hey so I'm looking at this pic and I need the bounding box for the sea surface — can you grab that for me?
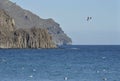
[0,45,120,81]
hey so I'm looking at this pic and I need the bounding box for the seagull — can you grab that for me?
[87,17,92,21]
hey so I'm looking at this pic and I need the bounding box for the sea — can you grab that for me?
[0,45,120,81]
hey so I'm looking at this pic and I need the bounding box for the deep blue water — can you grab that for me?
[0,45,120,81]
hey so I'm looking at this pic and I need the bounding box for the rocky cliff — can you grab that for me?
[0,10,56,48]
[0,0,72,45]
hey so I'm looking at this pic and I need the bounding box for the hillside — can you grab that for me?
[0,0,72,45]
[0,9,56,48]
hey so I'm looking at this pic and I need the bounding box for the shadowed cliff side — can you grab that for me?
[13,28,56,48]
[0,10,56,48]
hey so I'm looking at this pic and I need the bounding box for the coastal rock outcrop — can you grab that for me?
[0,10,56,48]
[0,10,15,48]
[0,0,72,45]
[13,28,56,48]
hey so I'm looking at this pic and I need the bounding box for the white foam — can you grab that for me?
[29,75,33,78]
[33,69,36,72]
[103,77,108,81]
[102,57,106,59]
[21,67,25,70]
[64,77,68,80]
[103,69,106,72]
[71,48,79,50]
[96,70,100,73]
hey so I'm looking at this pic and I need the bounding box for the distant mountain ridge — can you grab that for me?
[0,0,72,45]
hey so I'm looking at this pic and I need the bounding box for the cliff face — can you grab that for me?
[0,10,56,48]
[0,0,72,45]
[0,10,15,48]
[13,28,56,48]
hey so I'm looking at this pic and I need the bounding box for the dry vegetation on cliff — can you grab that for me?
[0,10,56,48]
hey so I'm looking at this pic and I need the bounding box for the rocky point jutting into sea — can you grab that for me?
[0,10,56,48]
[0,0,72,47]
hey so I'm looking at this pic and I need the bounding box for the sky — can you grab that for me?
[10,0,120,45]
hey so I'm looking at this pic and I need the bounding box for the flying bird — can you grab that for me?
[87,17,92,21]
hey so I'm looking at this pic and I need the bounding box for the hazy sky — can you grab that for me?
[10,0,120,45]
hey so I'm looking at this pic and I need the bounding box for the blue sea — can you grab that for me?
[0,45,120,81]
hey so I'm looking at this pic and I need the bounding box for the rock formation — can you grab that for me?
[0,0,72,45]
[0,10,56,48]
